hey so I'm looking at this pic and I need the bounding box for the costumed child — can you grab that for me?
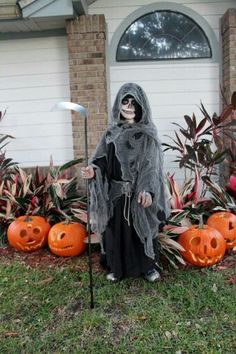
[81,82,169,282]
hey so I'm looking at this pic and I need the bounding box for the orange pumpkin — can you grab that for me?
[178,224,226,267]
[207,211,236,249]
[7,215,51,252]
[48,222,86,257]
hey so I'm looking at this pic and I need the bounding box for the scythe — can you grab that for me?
[54,101,94,309]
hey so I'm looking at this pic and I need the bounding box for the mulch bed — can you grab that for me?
[0,244,104,273]
[0,245,235,282]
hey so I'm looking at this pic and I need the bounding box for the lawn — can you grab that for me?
[0,246,235,354]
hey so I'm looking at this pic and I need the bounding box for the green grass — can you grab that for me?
[0,251,236,354]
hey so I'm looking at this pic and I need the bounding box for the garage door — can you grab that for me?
[0,35,73,167]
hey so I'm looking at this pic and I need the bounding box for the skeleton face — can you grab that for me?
[120,95,136,123]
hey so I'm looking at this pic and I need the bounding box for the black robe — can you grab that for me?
[94,142,156,279]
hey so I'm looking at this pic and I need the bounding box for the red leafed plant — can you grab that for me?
[0,111,86,245]
[225,175,236,199]
[163,91,236,195]
[166,167,200,211]
[163,91,236,222]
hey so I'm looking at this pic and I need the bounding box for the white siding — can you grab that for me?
[0,36,72,167]
[89,0,235,182]
[89,0,236,41]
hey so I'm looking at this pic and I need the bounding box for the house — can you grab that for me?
[0,0,235,182]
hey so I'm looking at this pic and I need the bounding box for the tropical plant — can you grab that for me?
[165,169,213,224]
[0,155,86,245]
[166,168,201,210]
[163,91,236,194]
[5,159,85,218]
[201,176,236,213]
[0,110,16,179]
[0,111,19,244]
[156,211,190,269]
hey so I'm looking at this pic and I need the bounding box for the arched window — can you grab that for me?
[116,10,212,61]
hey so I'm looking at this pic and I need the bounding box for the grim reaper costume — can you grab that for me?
[89,83,169,280]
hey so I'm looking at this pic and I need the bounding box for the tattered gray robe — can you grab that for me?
[89,83,170,259]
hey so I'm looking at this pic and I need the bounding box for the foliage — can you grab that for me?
[0,152,85,245]
[157,211,188,269]
[163,92,236,181]
[202,176,236,213]
[0,113,19,244]
[166,169,199,210]
[165,170,214,226]
[0,109,88,246]
[163,92,236,226]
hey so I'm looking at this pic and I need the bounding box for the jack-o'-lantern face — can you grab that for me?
[7,216,51,252]
[178,225,226,267]
[48,222,86,257]
[207,211,236,249]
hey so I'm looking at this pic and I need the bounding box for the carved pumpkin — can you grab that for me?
[48,222,86,257]
[178,224,226,267]
[7,215,51,252]
[207,211,236,249]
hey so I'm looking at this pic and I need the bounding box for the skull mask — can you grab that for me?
[120,94,142,123]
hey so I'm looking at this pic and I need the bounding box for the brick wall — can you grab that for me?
[23,15,108,194]
[221,9,236,183]
[66,15,108,162]
[221,9,236,104]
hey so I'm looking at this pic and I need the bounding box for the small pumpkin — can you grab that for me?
[7,215,51,252]
[178,223,226,267]
[207,211,236,249]
[48,222,87,257]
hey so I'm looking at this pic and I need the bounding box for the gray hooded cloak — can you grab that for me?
[89,82,170,260]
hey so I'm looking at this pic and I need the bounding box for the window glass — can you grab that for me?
[116,11,211,61]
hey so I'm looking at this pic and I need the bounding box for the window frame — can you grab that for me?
[109,2,219,66]
[116,10,212,62]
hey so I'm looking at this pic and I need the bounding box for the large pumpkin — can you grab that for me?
[207,211,236,249]
[178,224,226,267]
[7,215,51,252]
[48,222,86,257]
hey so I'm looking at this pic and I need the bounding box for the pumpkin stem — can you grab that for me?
[198,214,204,229]
[24,216,32,222]
[64,218,71,225]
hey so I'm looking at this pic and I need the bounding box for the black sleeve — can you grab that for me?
[93,156,107,176]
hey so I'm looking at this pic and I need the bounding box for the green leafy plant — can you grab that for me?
[157,211,191,269]
[166,168,201,211]
[202,175,236,213]
[163,91,236,228]
[3,158,86,223]
[0,160,87,245]
[163,92,236,192]
[0,110,86,245]
[165,168,213,226]
[0,111,19,244]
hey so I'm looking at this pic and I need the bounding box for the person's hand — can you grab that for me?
[138,191,152,208]
[81,166,95,179]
